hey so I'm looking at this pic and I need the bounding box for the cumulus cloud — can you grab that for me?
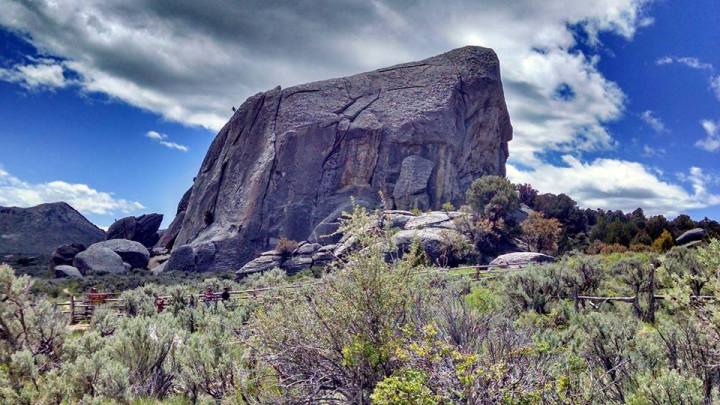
[0,58,68,90]
[656,56,714,70]
[640,110,667,133]
[5,1,713,215]
[507,156,720,215]
[0,0,652,164]
[696,119,720,152]
[145,130,189,152]
[0,167,144,215]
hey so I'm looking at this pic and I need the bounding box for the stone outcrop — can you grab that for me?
[489,252,555,268]
[170,46,512,272]
[236,210,473,277]
[107,214,163,248]
[73,247,128,275]
[54,265,83,278]
[0,202,105,255]
[676,228,706,246]
[87,239,150,269]
[49,243,86,271]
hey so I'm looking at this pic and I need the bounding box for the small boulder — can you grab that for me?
[165,244,196,272]
[54,265,83,278]
[283,256,313,274]
[312,250,335,263]
[384,211,416,228]
[676,228,706,246]
[294,242,321,255]
[74,247,127,275]
[404,211,459,230]
[489,252,555,268]
[393,227,469,266]
[235,255,283,278]
[49,243,86,270]
[88,239,150,269]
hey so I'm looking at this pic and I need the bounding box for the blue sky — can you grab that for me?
[0,0,719,227]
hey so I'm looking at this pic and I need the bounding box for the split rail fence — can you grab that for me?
[55,263,718,324]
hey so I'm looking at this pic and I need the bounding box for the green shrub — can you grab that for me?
[466,175,520,221]
[371,369,438,405]
[627,368,704,404]
[652,229,674,253]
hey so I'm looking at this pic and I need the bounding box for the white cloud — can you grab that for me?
[656,56,714,70]
[144,130,189,152]
[710,75,720,101]
[640,110,667,133]
[0,0,652,164]
[7,1,712,215]
[696,119,720,152]
[0,167,144,215]
[642,144,665,157]
[507,156,720,215]
[0,59,68,90]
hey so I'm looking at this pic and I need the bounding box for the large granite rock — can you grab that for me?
[0,202,105,255]
[489,252,555,268]
[676,228,706,246]
[392,227,469,266]
[49,243,86,270]
[87,239,150,269]
[171,46,512,272]
[157,187,192,250]
[73,247,128,275]
[107,213,163,247]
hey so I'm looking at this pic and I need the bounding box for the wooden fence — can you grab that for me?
[59,262,713,324]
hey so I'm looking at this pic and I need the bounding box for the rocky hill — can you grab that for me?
[167,46,513,272]
[0,202,105,255]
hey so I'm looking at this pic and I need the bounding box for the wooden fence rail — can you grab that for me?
[64,262,712,324]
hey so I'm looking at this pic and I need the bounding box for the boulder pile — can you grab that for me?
[236,210,474,277]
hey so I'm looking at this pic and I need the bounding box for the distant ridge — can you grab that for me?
[0,202,105,255]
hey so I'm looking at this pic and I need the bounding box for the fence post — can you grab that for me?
[69,295,75,324]
[644,261,657,324]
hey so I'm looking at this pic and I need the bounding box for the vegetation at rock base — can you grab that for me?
[3,205,720,403]
[521,212,563,255]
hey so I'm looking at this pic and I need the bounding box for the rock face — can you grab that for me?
[157,187,192,250]
[107,214,163,248]
[171,46,512,272]
[0,202,105,255]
